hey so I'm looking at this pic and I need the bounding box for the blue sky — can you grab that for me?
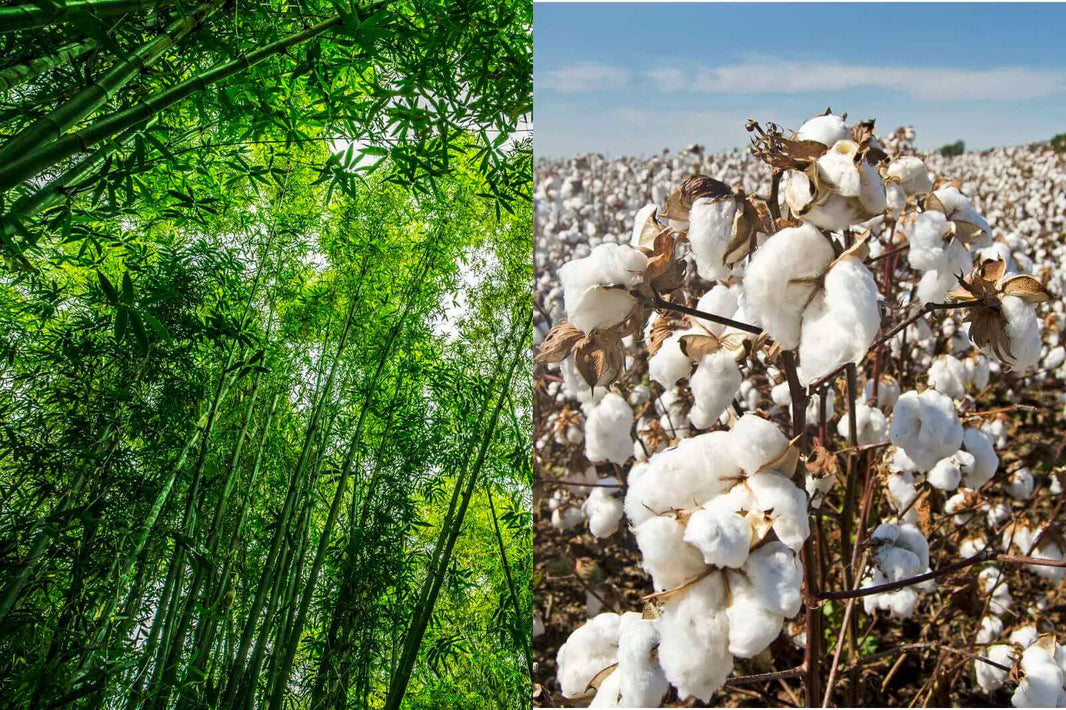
[534,3,1066,157]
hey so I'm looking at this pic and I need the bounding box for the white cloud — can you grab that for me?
[539,62,632,94]
[687,60,1066,101]
[644,66,688,93]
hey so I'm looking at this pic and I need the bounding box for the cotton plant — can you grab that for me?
[535,111,1063,707]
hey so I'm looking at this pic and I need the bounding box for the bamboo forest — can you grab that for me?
[0,0,532,708]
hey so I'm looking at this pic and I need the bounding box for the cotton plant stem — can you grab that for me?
[821,551,869,708]
[724,666,806,686]
[649,290,763,335]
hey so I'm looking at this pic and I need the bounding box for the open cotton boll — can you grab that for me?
[552,505,586,532]
[730,414,790,475]
[630,203,658,247]
[688,352,742,427]
[796,113,849,146]
[978,566,1013,615]
[625,431,739,526]
[998,295,1042,372]
[905,211,954,272]
[889,390,964,471]
[695,285,740,336]
[887,156,934,195]
[689,197,738,282]
[806,388,836,422]
[771,382,792,407]
[861,567,920,618]
[724,571,785,658]
[584,393,634,465]
[742,222,835,349]
[1011,643,1065,708]
[976,644,1015,692]
[634,515,708,591]
[746,472,810,551]
[865,375,901,411]
[961,427,999,488]
[559,243,648,333]
[886,182,907,218]
[588,669,624,708]
[934,185,993,246]
[781,169,814,216]
[977,615,1005,645]
[1011,626,1040,649]
[649,332,695,389]
[886,470,919,513]
[1028,540,1066,582]
[927,454,963,491]
[929,354,969,399]
[796,256,881,385]
[964,354,992,390]
[584,480,624,538]
[683,498,752,568]
[743,541,803,618]
[556,612,621,699]
[806,471,836,504]
[657,574,733,702]
[608,612,670,708]
[1007,467,1035,501]
[836,400,888,446]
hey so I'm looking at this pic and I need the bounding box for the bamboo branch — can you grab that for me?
[0,0,162,33]
[0,41,95,91]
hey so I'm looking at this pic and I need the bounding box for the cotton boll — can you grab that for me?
[906,211,953,272]
[742,223,835,349]
[634,515,707,591]
[797,256,881,385]
[979,566,1013,615]
[934,185,993,246]
[836,400,889,446]
[552,505,586,532]
[630,203,658,247]
[743,541,803,618]
[625,431,739,526]
[771,382,792,407]
[556,612,621,699]
[695,284,740,336]
[559,244,648,333]
[865,375,901,410]
[927,451,973,491]
[1007,467,1035,501]
[1028,541,1066,582]
[889,389,964,471]
[649,332,694,390]
[724,571,785,658]
[1011,626,1040,649]
[966,354,992,390]
[689,197,738,282]
[962,427,999,488]
[960,534,989,558]
[689,352,742,427]
[861,567,920,619]
[806,471,836,505]
[886,182,907,217]
[887,156,934,195]
[1011,642,1064,708]
[684,499,752,569]
[796,113,849,146]
[977,615,1005,645]
[584,481,624,538]
[806,388,835,423]
[999,295,1042,372]
[1044,345,1066,370]
[886,471,919,512]
[929,354,969,399]
[596,612,669,708]
[588,669,624,707]
[746,472,810,551]
[657,574,733,702]
[584,393,634,465]
[730,414,790,475]
[975,644,1015,692]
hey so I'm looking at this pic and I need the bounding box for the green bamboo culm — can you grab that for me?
[0,14,339,193]
[0,41,95,92]
[0,0,164,33]
[0,0,220,169]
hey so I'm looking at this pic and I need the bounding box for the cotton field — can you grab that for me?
[532,114,1066,708]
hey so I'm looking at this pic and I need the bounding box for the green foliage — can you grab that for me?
[0,1,532,707]
[1051,133,1066,153]
[939,140,965,157]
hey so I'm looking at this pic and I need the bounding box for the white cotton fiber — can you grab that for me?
[999,295,1042,371]
[584,480,624,538]
[887,156,933,195]
[683,498,752,569]
[961,427,999,488]
[742,222,835,349]
[929,354,969,399]
[630,203,658,247]
[649,332,694,389]
[796,114,849,146]
[584,393,634,464]
[657,574,733,702]
[743,541,804,618]
[1007,467,1035,501]
[625,431,738,526]
[865,375,901,410]
[836,400,888,446]
[975,644,1015,692]
[730,414,790,475]
[559,243,647,333]
[906,211,952,272]
[602,612,669,708]
[552,505,586,532]
[934,185,992,245]
[689,197,738,282]
[1012,642,1064,708]
[695,284,740,335]
[888,389,964,471]
[746,471,810,551]
[689,352,742,428]
[796,256,881,385]
[634,515,707,591]
[556,612,621,698]
[926,451,973,491]
[724,571,785,658]
[886,470,919,513]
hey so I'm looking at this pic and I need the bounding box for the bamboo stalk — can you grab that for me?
[0,41,95,91]
[0,0,163,33]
